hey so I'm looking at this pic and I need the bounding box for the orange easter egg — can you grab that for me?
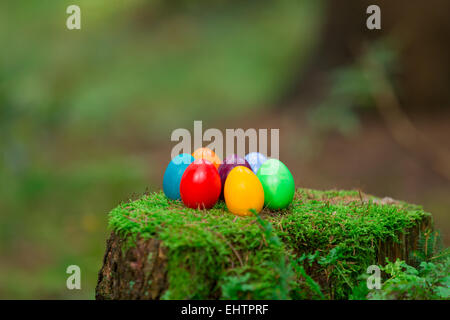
[192,147,221,169]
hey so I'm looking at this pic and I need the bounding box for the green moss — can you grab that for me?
[108,188,432,299]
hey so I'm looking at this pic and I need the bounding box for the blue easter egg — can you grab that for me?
[163,153,195,200]
[245,152,268,174]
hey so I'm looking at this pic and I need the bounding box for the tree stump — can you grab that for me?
[96,189,432,300]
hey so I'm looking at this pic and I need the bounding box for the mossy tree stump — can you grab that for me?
[96,189,432,300]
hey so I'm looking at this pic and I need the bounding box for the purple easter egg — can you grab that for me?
[218,154,252,199]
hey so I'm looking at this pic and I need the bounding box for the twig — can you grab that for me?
[214,232,244,267]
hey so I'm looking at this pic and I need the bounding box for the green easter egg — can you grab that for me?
[256,159,295,210]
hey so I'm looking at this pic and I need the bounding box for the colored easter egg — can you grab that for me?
[180,159,221,209]
[245,152,267,174]
[163,153,195,200]
[218,154,252,199]
[224,166,264,216]
[256,159,295,210]
[192,147,221,169]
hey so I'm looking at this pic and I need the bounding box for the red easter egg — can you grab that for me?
[180,159,221,209]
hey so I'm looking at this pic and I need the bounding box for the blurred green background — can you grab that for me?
[1,0,449,299]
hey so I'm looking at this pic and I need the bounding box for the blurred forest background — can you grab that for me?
[1,0,449,299]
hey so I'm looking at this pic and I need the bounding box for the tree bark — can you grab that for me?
[96,233,169,300]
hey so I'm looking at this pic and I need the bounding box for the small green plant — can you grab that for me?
[350,241,450,300]
[254,212,295,300]
[410,230,444,265]
[367,256,450,300]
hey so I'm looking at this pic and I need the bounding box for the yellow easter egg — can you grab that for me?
[224,166,264,216]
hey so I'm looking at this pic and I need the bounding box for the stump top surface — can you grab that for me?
[109,188,429,244]
[105,188,431,299]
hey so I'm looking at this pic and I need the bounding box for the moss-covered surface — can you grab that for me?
[105,188,432,299]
